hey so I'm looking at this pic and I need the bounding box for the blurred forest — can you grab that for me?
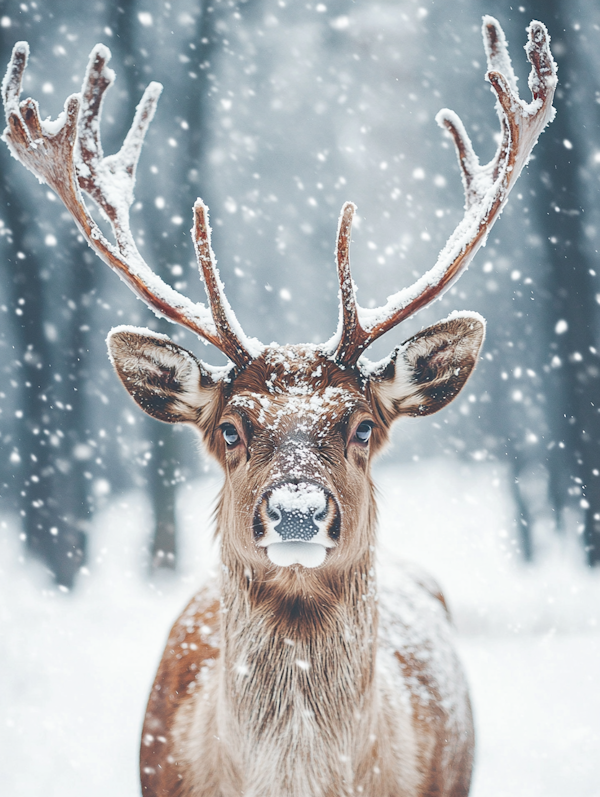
[1,0,600,587]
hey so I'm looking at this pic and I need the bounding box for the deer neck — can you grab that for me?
[217,544,379,795]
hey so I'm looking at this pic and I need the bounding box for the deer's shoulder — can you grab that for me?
[140,584,221,792]
[377,563,461,706]
[146,582,221,694]
[377,565,473,796]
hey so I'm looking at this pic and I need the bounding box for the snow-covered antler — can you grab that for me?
[1,42,259,369]
[331,17,557,366]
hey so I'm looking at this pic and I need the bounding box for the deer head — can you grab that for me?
[2,18,556,575]
[107,311,485,573]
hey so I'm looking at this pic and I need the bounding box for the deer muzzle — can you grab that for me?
[254,482,340,568]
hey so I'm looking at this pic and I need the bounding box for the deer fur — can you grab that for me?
[110,319,482,797]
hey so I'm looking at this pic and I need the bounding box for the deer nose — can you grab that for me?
[254,482,339,569]
[267,483,327,541]
[255,481,337,543]
[267,504,323,541]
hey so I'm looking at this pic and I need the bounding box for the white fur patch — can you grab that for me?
[145,343,210,412]
[376,347,423,414]
[258,522,336,565]
[266,542,327,568]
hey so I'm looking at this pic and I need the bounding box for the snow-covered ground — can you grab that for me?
[1,459,599,796]
[376,461,600,797]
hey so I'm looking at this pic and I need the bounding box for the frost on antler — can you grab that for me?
[75,44,163,237]
[1,41,261,370]
[326,17,557,367]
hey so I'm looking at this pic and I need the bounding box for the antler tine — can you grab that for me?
[526,21,556,104]
[331,18,556,367]
[2,42,259,370]
[78,45,114,168]
[2,43,81,201]
[438,112,480,211]
[193,200,253,369]
[333,202,370,364]
[482,16,518,183]
[77,45,161,235]
[77,45,119,218]
[119,83,162,180]
[2,40,27,112]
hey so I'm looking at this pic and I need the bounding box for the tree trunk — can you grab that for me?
[0,174,88,587]
[528,0,600,564]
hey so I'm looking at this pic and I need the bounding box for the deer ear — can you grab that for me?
[370,313,485,420]
[107,326,220,423]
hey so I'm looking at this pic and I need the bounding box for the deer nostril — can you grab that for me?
[267,506,281,523]
[254,502,282,540]
[314,503,328,523]
[328,510,341,541]
[253,512,265,540]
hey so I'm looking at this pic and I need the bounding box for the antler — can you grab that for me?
[331,17,557,366]
[1,42,259,369]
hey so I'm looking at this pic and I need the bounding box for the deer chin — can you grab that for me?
[266,541,327,568]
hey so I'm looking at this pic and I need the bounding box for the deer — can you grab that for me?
[2,16,556,797]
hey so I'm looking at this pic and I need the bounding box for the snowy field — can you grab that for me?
[1,459,599,797]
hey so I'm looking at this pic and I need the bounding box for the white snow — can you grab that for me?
[269,482,326,514]
[1,459,599,796]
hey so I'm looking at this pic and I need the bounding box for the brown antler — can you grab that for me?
[2,42,258,369]
[330,17,557,366]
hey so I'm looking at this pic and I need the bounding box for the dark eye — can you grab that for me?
[222,424,240,447]
[355,421,373,444]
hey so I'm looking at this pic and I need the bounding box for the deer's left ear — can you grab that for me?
[369,313,485,420]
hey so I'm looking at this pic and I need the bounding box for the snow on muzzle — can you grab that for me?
[253,481,340,568]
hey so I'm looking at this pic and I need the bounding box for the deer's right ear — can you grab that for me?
[107,327,220,424]
[370,313,485,421]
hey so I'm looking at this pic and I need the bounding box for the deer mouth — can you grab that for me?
[253,482,340,568]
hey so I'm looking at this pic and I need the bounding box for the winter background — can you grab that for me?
[1,0,599,795]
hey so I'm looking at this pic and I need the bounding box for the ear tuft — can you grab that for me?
[107,326,217,423]
[372,313,485,420]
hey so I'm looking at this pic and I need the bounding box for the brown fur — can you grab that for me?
[142,565,474,797]
[108,324,484,797]
[141,593,220,795]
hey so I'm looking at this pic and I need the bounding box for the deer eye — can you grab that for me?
[222,424,240,447]
[354,421,373,444]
